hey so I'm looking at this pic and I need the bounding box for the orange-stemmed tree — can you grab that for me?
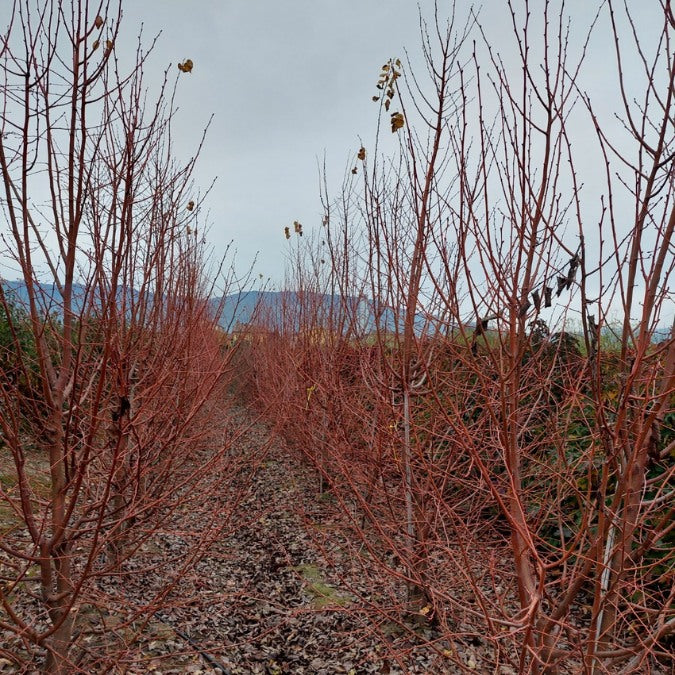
[0,1,246,671]
[246,1,673,672]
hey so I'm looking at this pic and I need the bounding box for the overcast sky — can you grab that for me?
[114,0,666,290]
[120,1,462,285]
[0,1,669,309]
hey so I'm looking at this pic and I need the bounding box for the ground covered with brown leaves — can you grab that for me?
[101,407,474,675]
[0,406,479,674]
[3,407,672,673]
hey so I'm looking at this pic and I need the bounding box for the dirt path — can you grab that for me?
[119,407,451,675]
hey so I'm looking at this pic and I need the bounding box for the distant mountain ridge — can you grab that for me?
[0,281,349,331]
[0,280,138,317]
[1,279,89,314]
[0,282,420,334]
[2,280,672,341]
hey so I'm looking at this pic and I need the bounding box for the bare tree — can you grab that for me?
[246,1,673,672]
[0,1,246,671]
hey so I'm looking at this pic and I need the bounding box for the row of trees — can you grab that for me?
[0,2,250,671]
[244,1,673,672]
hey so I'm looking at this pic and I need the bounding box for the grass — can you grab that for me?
[0,444,51,534]
[294,563,353,608]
